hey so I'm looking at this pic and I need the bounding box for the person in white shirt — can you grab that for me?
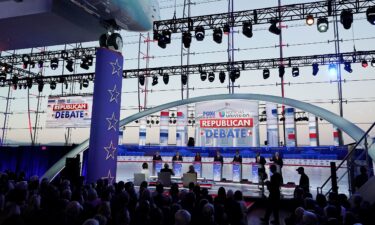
[141,162,150,181]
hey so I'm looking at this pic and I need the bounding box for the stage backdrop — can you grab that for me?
[46,95,93,128]
[195,100,259,147]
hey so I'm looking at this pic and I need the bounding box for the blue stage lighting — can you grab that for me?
[328,64,337,76]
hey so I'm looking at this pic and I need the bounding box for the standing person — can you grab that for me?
[172,151,183,161]
[214,150,224,164]
[261,164,282,225]
[255,152,267,183]
[160,163,175,176]
[153,151,162,161]
[354,166,368,191]
[296,167,310,193]
[141,162,150,181]
[194,152,202,162]
[232,150,242,163]
[270,152,283,182]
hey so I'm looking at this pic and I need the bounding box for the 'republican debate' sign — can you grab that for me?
[46,95,93,128]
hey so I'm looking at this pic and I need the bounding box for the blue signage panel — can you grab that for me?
[213,162,222,181]
[232,162,242,182]
[173,162,182,177]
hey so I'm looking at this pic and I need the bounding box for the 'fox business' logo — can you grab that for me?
[203,111,215,118]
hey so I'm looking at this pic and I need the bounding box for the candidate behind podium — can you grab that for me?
[172,151,183,161]
[214,150,224,164]
[153,151,162,161]
[232,150,242,163]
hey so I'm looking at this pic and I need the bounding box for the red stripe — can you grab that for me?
[160,111,169,116]
[333,132,339,138]
[309,133,317,138]
[177,112,183,117]
[288,133,296,139]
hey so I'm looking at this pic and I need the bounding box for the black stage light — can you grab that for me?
[242,21,253,38]
[50,58,59,70]
[312,63,319,76]
[181,73,188,85]
[86,55,94,66]
[0,73,6,83]
[80,57,90,70]
[37,60,44,68]
[344,62,353,73]
[153,30,159,41]
[163,30,172,44]
[64,81,68,89]
[278,65,285,78]
[26,77,33,89]
[219,71,226,83]
[50,81,57,90]
[263,69,270,79]
[269,20,281,35]
[371,59,375,67]
[22,54,30,69]
[61,50,69,60]
[208,72,215,82]
[59,76,66,84]
[152,75,158,86]
[12,75,18,86]
[195,26,205,41]
[306,15,314,26]
[230,69,240,82]
[163,73,169,85]
[66,59,74,72]
[223,24,230,34]
[362,59,368,68]
[182,31,192,48]
[340,10,353,30]
[82,79,89,88]
[38,81,44,93]
[213,28,223,44]
[29,61,35,68]
[139,74,145,86]
[292,67,300,77]
[367,6,375,25]
[317,17,329,32]
[200,71,207,81]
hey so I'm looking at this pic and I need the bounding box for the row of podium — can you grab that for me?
[153,161,264,182]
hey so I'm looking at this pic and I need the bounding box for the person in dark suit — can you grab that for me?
[232,150,242,163]
[297,167,310,193]
[153,151,162,161]
[261,164,282,225]
[255,152,267,182]
[270,152,283,182]
[213,150,224,164]
[172,151,183,161]
[160,163,175,176]
[194,152,202,162]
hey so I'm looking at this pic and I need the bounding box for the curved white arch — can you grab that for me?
[42,94,373,181]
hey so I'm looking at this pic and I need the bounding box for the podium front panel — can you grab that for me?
[251,164,258,183]
[173,162,182,177]
[213,162,222,181]
[193,162,202,177]
[232,163,242,182]
[153,161,163,176]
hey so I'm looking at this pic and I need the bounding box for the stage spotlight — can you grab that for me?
[37,60,44,68]
[152,75,158,86]
[329,63,337,76]
[208,72,215,82]
[153,30,159,41]
[59,76,66,84]
[200,71,207,81]
[344,62,353,73]
[213,28,223,44]
[50,58,59,70]
[163,30,171,44]
[66,59,74,72]
[367,6,375,25]
[312,63,319,76]
[38,81,44,92]
[61,50,69,60]
[139,74,145,86]
[151,120,155,125]
[223,24,230,34]
[181,73,188,85]
[195,26,205,41]
[50,81,57,90]
[26,77,33,89]
[292,67,300,77]
[147,120,150,124]
[340,10,353,30]
[22,54,31,69]
[0,73,6,83]
[278,65,285,78]
[306,15,314,26]
[80,58,90,70]
[269,20,281,35]
[29,61,35,68]
[219,71,226,83]
[230,69,240,82]
[156,120,159,125]
[163,73,169,85]
[242,21,253,38]
[182,31,192,48]
[362,59,368,68]
[86,55,94,66]
[317,17,329,32]
[263,69,270,79]
[371,59,375,67]
[82,79,89,88]
[11,75,18,86]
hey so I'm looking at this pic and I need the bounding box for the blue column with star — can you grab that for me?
[87,48,123,184]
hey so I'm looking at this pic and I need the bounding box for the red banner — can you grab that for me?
[200,118,253,128]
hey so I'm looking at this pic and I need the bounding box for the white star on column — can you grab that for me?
[102,169,114,184]
[106,112,118,131]
[108,84,120,103]
[104,140,116,160]
[110,59,122,77]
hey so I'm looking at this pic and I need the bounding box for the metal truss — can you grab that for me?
[153,0,375,32]
[2,50,374,87]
